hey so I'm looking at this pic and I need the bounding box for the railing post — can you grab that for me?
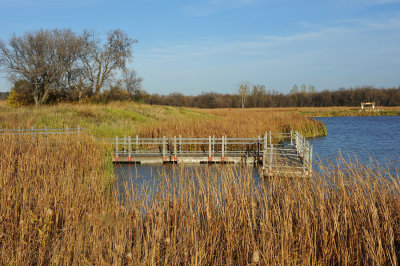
[136,135,139,154]
[174,136,177,161]
[309,145,313,168]
[290,130,293,146]
[225,135,228,158]
[123,135,127,154]
[212,135,215,155]
[162,136,166,160]
[179,135,182,155]
[128,136,131,160]
[18,126,21,144]
[77,125,80,135]
[263,132,268,150]
[115,136,119,161]
[257,135,260,158]
[31,126,35,142]
[269,131,272,147]
[208,136,212,160]
[269,145,273,173]
[221,136,225,160]
[303,140,307,173]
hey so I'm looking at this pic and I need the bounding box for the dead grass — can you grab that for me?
[1,135,400,264]
[0,102,327,138]
[139,107,326,138]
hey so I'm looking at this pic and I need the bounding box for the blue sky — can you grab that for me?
[0,0,400,95]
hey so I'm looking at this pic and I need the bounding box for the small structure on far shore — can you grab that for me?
[360,102,375,111]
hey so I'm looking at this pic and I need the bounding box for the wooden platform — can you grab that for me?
[105,132,313,177]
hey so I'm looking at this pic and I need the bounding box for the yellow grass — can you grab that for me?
[0,102,327,138]
[1,135,400,264]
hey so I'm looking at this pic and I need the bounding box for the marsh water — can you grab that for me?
[115,116,400,192]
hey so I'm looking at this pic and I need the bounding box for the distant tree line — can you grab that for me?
[0,28,144,106]
[0,92,8,100]
[147,85,400,108]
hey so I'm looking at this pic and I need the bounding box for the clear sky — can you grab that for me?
[0,0,400,95]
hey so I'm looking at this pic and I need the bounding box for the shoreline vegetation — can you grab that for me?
[0,101,327,138]
[1,135,400,264]
[2,101,400,263]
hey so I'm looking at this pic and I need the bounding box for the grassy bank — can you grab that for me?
[0,102,326,138]
[1,135,400,264]
[293,106,400,117]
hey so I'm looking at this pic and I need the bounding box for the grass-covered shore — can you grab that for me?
[293,106,400,117]
[0,101,327,138]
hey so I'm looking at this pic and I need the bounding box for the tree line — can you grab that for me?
[147,86,400,108]
[0,28,144,106]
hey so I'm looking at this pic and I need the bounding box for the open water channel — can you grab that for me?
[115,116,400,192]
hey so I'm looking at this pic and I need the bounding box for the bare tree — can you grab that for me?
[123,68,144,100]
[0,29,82,106]
[238,81,251,108]
[80,29,137,95]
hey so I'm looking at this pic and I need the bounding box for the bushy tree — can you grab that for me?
[0,28,140,106]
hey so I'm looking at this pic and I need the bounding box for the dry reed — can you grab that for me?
[1,135,400,264]
[139,108,326,138]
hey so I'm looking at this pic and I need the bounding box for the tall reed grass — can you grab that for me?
[139,108,326,138]
[2,135,399,264]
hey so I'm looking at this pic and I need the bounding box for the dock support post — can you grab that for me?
[115,136,119,161]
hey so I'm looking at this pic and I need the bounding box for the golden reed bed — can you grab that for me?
[1,135,399,264]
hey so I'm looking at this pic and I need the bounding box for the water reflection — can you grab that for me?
[114,164,262,205]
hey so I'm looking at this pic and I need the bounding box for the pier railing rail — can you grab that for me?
[0,125,83,136]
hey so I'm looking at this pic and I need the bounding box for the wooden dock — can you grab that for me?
[100,131,313,177]
[1,127,313,177]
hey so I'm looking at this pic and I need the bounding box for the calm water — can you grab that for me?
[310,116,400,169]
[115,116,400,189]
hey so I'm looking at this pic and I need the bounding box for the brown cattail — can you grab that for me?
[252,250,260,263]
